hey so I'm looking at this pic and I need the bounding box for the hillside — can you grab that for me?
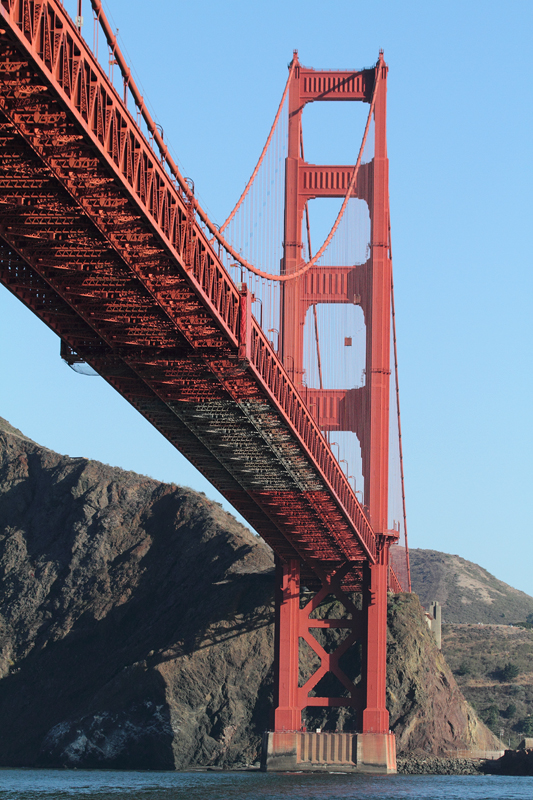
[386,593,497,755]
[0,417,498,767]
[410,549,533,624]
[442,624,533,748]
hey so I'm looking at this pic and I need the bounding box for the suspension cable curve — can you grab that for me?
[89,0,192,195]
[217,53,382,282]
[219,62,295,234]
[88,3,381,286]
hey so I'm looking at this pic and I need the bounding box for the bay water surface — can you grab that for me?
[0,769,532,800]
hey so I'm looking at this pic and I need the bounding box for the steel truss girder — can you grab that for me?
[274,558,365,732]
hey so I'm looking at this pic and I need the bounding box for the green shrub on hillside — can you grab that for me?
[482,704,501,732]
[517,716,533,736]
[499,662,521,681]
[504,703,518,719]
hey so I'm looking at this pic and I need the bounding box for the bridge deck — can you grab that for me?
[0,0,376,590]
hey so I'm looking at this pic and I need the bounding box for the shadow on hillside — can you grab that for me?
[0,486,276,767]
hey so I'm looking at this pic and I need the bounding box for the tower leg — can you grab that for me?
[362,551,390,734]
[273,557,301,732]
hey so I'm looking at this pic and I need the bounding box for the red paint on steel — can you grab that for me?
[297,564,364,712]
[0,0,376,574]
[238,283,252,366]
[362,543,391,734]
[361,59,392,733]
[274,51,395,733]
[274,558,366,732]
[274,558,301,732]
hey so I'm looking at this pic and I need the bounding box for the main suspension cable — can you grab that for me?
[87,3,381,286]
[219,63,295,234]
[219,54,382,282]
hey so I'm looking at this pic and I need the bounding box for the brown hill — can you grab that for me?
[0,418,498,767]
[410,549,533,624]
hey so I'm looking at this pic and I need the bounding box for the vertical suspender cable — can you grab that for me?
[300,129,324,392]
[390,257,411,592]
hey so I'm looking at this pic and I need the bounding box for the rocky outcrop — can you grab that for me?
[0,418,274,768]
[386,593,500,754]
[0,417,498,768]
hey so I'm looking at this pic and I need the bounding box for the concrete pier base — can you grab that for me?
[261,731,396,773]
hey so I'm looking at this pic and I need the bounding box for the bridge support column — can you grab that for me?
[353,542,395,772]
[362,553,390,734]
[273,557,301,732]
[363,542,389,733]
[264,558,396,772]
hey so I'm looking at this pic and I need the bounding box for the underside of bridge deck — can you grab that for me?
[0,29,372,592]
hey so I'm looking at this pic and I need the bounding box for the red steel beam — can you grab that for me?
[299,161,372,201]
[299,68,374,102]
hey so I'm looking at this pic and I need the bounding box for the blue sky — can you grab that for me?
[1,0,532,596]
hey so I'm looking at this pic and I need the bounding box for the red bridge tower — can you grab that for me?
[264,52,397,772]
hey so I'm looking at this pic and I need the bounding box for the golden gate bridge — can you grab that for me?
[0,0,410,771]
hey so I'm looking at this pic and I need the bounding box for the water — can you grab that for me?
[0,770,532,800]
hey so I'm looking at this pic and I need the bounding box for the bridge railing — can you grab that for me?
[1,0,377,565]
[1,0,243,341]
[388,566,403,594]
[249,320,376,561]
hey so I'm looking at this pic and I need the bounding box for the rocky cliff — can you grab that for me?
[386,594,498,754]
[0,418,498,767]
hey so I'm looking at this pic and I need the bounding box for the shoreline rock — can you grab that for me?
[397,755,482,775]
